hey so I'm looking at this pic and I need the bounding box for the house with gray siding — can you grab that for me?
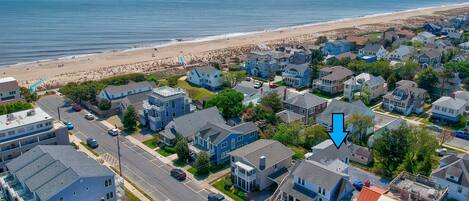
[139,86,191,131]
[283,93,327,125]
[312,66,353,95]
[282,63,311,89]
[228,139,293,192]
[382,80,427,116]
[317,100,374,133]
[0,145,122,201]
[97,81,155,101]
[343,73,386,102]
[186,65,223,90]
[0,77,20,104]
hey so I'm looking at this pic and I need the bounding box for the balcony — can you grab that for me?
[0,174,35,201]
[233,162,256,182]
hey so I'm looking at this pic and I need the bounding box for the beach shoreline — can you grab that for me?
[3,2,469,87]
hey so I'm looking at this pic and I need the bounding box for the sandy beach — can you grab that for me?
[2,3,469,87]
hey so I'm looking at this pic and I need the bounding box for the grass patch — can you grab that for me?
[288,145,307,160]
[157,146,176,157]
[125,188,141,201]
[142,136,160,149]
[188,167,198,175]
[79,142,99,156]
[173,159,189,167]
[273,80,286,86]
[177,80,215,101]
[212,179,245,201]
[312,90,338,99]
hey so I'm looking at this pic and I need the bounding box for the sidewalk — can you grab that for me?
[70,135,151,201]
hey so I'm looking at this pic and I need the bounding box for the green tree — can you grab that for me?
[175,139,190,162]
[260,92,283,113]
[195,152,210,175]
[20,87,37,102]
[206,89,244,118]
[397,62,418,80]
[222,71,246,88]
[459,115,467,129]
[272,122,303,145]
[356,87,371,105]
[373,125,411,177]
[97,99,111,110]
[167,76,179,87]
[123,105,138,132]
[463,77,469,90]
[387,73,398,91]
[0,101,33,115]
[310,49,324,66]
[399,128,438,176]
[301,125,328,148]
[439,69,454,97]
[346,114,374,145]
[446,61,469,79]
[314,36,328,45]
[251,105,278,124]
[416,68,439,96]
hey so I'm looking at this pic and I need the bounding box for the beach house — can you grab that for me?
[0,77,20,104]
[317,100,374,133]
[423,23,442,35]
[97,80,155,101]
[0,145,122,201]
[387,45,416,61]
[281,63,311,89]
[283,93,328,125]
[139,86,191,131]
[228,139,293,192]
[412,31,436,44]
[382,80,427,116]
[245,51,281,79]
[418,49,443,67]
[186,65,223,90]
[358,44,388,60]
[343,73,386,102]
[431,96,466,123]
[191,122,259,165]
[322,40,354,56]
[431,154,469,201]
[312,66,353,95]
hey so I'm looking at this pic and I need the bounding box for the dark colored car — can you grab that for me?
[72,105,82,112]
[86,138,99,149]
[170,168,186,181]
[208,193,225,201]
[269,83,278,88]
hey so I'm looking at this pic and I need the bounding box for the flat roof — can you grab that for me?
[0,108,52,132]
[152,86,186,97]
[0,77,17,83]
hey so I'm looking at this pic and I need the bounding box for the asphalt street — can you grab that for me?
[37,95,207,201]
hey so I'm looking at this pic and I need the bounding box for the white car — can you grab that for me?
[84,113,95,120]
[107,128,119,136]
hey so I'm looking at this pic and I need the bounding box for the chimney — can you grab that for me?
[365,180,371,187]
[259,156,266,170]
[450,92,456,99]
[283,88,287,101]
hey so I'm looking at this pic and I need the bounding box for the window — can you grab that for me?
[237,136,242,142]
[221,142,227,148]
[60,197,64,201]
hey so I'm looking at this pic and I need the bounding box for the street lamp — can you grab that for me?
[57,106,62,121]
[115,124,123,176]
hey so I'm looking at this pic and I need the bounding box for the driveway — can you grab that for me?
[349,167,390,189]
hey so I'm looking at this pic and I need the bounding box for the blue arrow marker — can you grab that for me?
[328,113,349,149]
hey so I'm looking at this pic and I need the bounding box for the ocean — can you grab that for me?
[0,0,467,67]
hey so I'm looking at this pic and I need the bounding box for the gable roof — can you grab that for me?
[276,110,305,123]
[308,140,350,164]
[432,154,469,188]
[104,81,155,96]
[421,49,442,59]
[317,100,372,126]
[161,107,225,140]
[229,139,293,170]
[391,45,415,56]
[320,66,353,81]
[192,65,220,77]
[285,63,309,73]
[361,44,382,53]
[6,146,113,201]
[198,121,258,144]
[293,160,347,191]
[283,93,327,109]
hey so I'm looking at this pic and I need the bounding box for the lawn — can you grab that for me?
[212,179,245,201]
[177,80,215,101]
[157,146,176,157]
[125,189,141,201]
[288,145,307,160]
[173,159,189,167]
[142,136,159,149]
[186,161,230,179]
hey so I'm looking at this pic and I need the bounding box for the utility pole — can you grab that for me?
[116,124,123,176]
[57,106,61,121]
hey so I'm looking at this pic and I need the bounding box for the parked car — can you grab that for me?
[245,77,252,82]
[269,83,279,88]
[455,130,469,140]
[84,113,95,120]
[353,180,364,191]
[253,81,263,89]
[63,121,74,130]
[86,138,99,149]
[426,124,443,132]
[435,148,448,156]
[170,168,186,181]
[208,193,225,201]
[107,128,119,136]
[72,105,82,112]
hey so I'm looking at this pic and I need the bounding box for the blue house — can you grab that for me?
[423,23,442,35]
[245,51,281,79]
[139,86,191,131]
[192,122,259,165]
[186,65,223,91]
[322,40,354,56]
[282,63,311,89]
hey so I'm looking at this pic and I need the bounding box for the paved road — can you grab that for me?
[37,95,207,201]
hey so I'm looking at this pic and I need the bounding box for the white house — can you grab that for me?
[358,44,388,60]
[432,154,469,201]
[459,41,469,53]
[412,31,436,44]
[98,81,155,101]
[454,90,469,111]
[0,77,20,104]
[431,96,466,123]
[387,45,416,61]
[186,65,223,90]
[343,73,386,101]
